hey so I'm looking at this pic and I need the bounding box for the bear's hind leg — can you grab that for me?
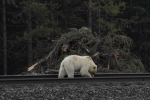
[58,66,66,78]
[64,65,74,78]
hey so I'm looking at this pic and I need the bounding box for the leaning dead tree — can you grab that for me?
[26,27,145,74]
[27,39,61,71]
[27,34,66,72]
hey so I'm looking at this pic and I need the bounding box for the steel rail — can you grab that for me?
[0,73,150,78]
[0,73,150,84]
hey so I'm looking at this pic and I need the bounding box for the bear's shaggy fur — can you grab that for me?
[58,55,97,78]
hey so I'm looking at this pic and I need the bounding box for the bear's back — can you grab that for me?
[66,55,89,62]
[62,55,90,70]
[64,55,94,65]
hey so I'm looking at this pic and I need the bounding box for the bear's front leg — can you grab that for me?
[91,75,94,77]
[80,69,92,78]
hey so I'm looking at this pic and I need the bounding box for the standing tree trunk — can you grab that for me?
[2,0,7,75]
[27,0,33,67]
[88,0,92,31]
[98,0,101,39]
[130,0,132,17]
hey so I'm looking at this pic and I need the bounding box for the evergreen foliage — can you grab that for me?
[41,27,145,74]
[1,0,149,74]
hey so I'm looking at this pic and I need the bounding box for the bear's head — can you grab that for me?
[89,65,97,76]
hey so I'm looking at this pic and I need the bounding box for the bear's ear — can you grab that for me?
[93,65,97,69]
[87,56,92,60]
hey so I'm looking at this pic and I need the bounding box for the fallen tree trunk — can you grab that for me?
[45,69,79,74]
[28,40,61,71]
[45,69,59,74]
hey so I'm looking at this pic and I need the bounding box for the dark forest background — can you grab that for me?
[1,0,150,75]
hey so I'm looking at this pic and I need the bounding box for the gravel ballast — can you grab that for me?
[0,81,150,100]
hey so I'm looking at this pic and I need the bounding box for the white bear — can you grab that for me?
[58,55,97,78]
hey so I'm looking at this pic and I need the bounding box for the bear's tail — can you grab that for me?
[58,63,66,78]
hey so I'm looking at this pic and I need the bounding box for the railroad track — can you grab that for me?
[0,73,150,84]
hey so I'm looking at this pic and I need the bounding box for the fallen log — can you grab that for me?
[27,40,61,71]
[45,69,79,74]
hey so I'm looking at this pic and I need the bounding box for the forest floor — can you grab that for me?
[0,81,150,100]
